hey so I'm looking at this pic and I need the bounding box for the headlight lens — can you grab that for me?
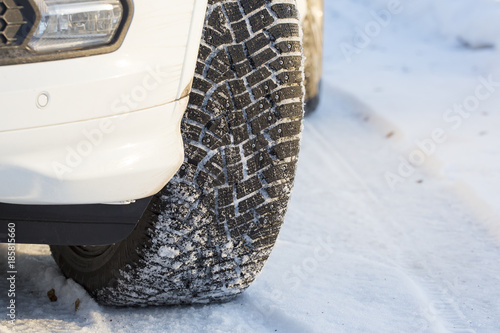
[29,0,123,52]
[0,0,133,66]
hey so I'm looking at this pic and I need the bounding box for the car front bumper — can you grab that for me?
[0,98,187,205]
[0,0,208,205]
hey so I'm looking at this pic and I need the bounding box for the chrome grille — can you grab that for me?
[0,0,36,48]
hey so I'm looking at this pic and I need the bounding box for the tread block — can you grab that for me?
[178,162,197,183]
[185,107,211,125]
[275,40,301,54]
[233,61,252,78]
[272,86,302,102]
[212,85,232,108]
[240,0,266,15]
[276,71,302,85]
[189,92,205,107]
[228,163,244,183]
[195,61,206,75]
[206,157,224,176]
[252,79,278,99]
[168,202,191,221]
[243,134,269,156]
[211,58,230,73]
[232,125,250,144]
[233,92,252,110]
[262,161,296,183]
[224,2,243,22]
[251,48,277,67]
[251,111,277,134]
[193,77,212,93]
[256,200,287,216]
[214,50,231,65]
[265,183,288,198]
[249,9,274,33]
[246,67,272,87]
[219,205,236,220]
[228,79,246,96]
[208,117,230,139]
[207,100,224,116]
[270,4,298,19]
[228,211,254,229]
[212,170,227,187]
[269,56,302,71]
[227,44,246,64]
[238,193,266,213]
[183,122,203,141]
[198,45,212,60]
[271,139,300,159]
[196,170,215,188]
[224,146,241,165]
[221,69,236,81]
[276,102,303,119]
[218,186,234,207]
[247,151,273,174]
[268,23,300,39]
[209,151,224,168]
[245,33,269,55]
[205,27,233,47]
[231,21,250,43]
[228,109,246,128]
[229,213,256,238]
[185,143,208,165]
[268,120,301,140]
[202,132,224,150]
[207,67,224,83]
[208,6,228,34]
[245,99,272,120]
[237,176,262,199]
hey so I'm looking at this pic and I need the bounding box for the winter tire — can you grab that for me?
[302,0,323,115]
[51,0,305,306]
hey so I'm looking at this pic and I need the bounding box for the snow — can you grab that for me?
[2,0,500,331]
[158,246,180,259]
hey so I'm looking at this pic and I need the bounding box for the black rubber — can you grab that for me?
[51,0,304,306]
[0,198,151,245]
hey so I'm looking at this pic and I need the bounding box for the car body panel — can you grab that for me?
[0,0,208,205]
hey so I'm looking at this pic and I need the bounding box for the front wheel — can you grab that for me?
[51,0,305,306]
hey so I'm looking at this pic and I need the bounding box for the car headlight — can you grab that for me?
[0,0,133,65]
[29,0,124,52]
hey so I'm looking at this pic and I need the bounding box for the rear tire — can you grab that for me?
[302,0,323,115]
[51,0,305,306]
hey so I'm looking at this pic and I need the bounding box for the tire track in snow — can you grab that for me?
[301,83,500,332]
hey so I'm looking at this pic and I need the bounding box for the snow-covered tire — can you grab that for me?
[302,0,323,115]
[51,0,304,306]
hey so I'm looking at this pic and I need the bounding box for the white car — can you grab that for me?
[0,0,323,306]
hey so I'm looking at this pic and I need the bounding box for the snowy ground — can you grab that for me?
[2,0,500,332]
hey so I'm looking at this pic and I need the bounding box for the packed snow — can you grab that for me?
[2,0,500,332]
